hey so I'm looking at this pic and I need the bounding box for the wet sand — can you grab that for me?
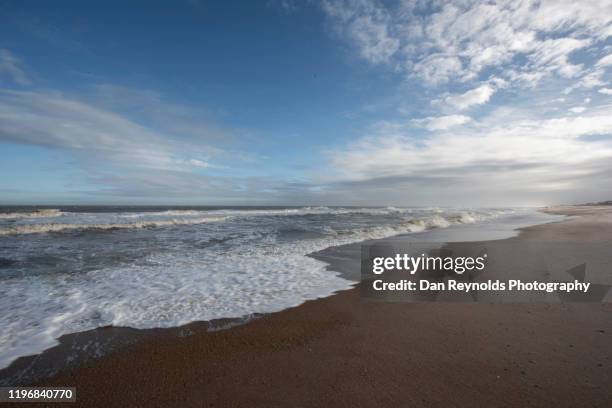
[26,206,612,407]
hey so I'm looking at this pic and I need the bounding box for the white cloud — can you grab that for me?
[317,1,612,204]
[411,114,471,131]
[324,105,612,203]
[442,84,495,110]
[528,37,590,78]
[322,0,612,86]
[189,159,211,168]
[90,84,235,146]
[0,49,31,85]
[595,53,612,67]
[412,55,463,85]
[267,0,299,14]
[0,88,294,201]
[322,0,399,64]
[0,89,220,172]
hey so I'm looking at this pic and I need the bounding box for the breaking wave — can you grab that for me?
[0,216,227,236]
[0,209,63,219]
[0,207,511,236]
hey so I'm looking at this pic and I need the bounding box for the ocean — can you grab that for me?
[0,205,560,370]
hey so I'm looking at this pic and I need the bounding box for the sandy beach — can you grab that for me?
[18,206,608,407]
[3,1,612,406]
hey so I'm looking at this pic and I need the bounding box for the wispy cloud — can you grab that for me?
[411,114,471,131]
[322,0,399,64]
[267,0,300,14]
[323,104,612,204]
[439,83,497,110]
[316,0,612,204]
[0,46,315,203]
[596,53,612,68]
[0,82,272,201]
[0,89,218,171]
[89,84,237,147]
[0,49,31,85]
[322,0,612,87]
[569,106,587,113]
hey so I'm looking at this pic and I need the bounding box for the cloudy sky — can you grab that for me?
[1,0,611,206]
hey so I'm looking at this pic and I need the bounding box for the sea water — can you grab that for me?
[0,205,560,369]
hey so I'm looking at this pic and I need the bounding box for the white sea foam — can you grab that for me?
[0,216,227,236]
[0,209,63,219]
[0,207,505,236]
[195,206,434,217]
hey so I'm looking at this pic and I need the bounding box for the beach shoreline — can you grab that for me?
[0,206,554,384]
[11,205,608,407]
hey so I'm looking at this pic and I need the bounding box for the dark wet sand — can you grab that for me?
[27,207,612,407]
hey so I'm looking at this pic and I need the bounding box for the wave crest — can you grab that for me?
[0,216,226,236]
[0,209,63,220]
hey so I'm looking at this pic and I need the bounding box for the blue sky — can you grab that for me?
[1,0,611,206]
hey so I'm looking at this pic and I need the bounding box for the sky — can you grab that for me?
[0,0,611,206]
